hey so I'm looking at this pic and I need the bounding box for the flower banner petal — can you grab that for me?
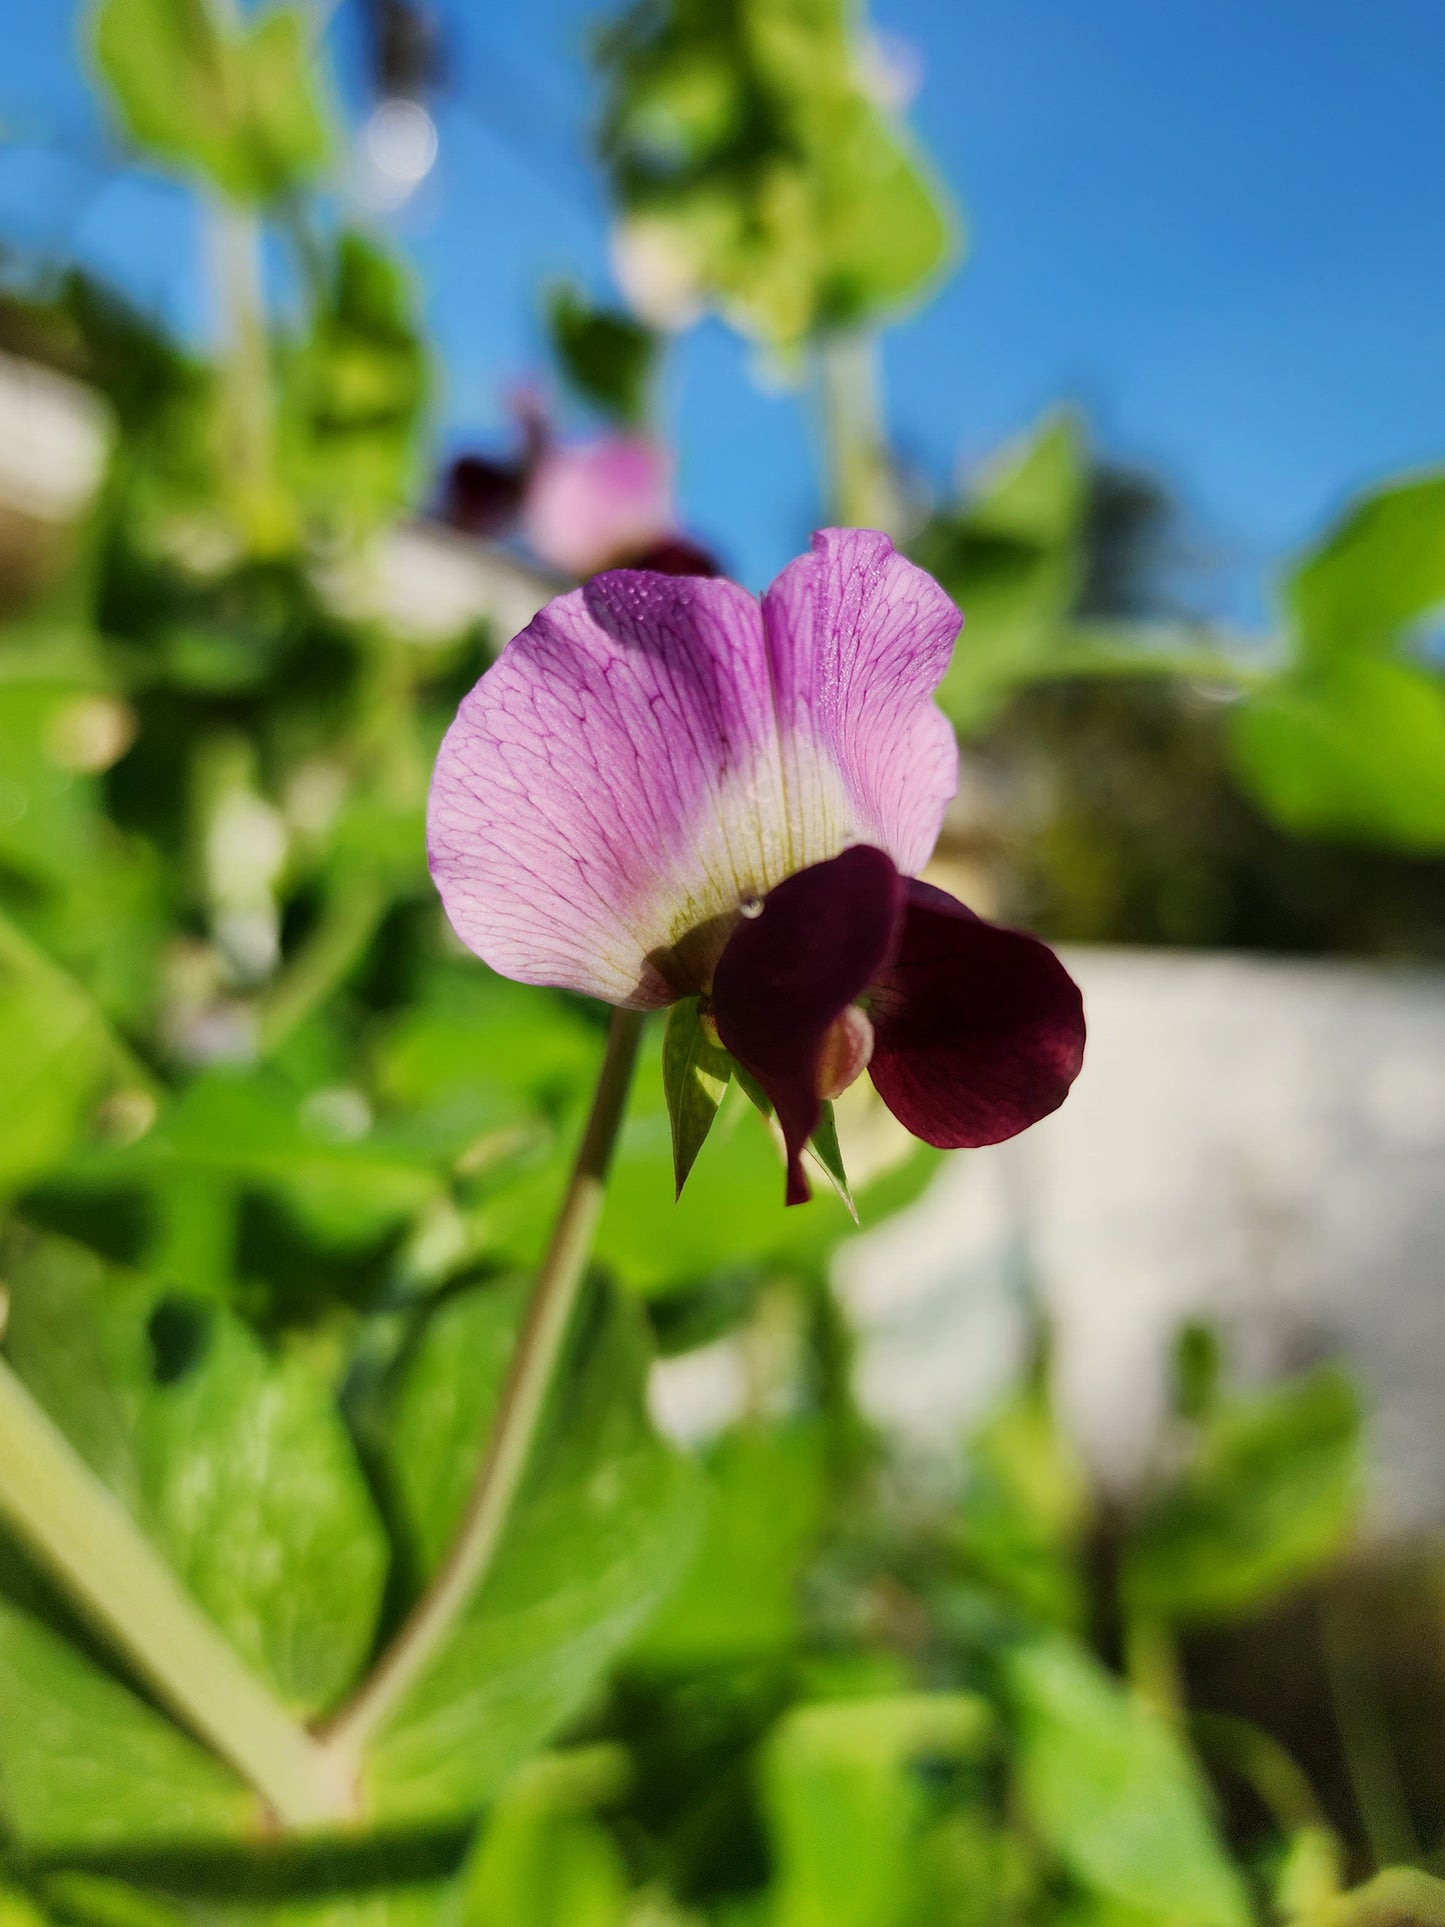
[713,845,905,1205]
[428,570,778,1006]
[762,528,962,878]
[868,880,1085,1148]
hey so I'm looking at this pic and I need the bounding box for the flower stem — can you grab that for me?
[0,1357,350,1829]
[320,1006,645,1768]
[815,330,902,533]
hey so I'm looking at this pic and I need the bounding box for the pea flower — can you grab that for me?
[441,401,719,577]
[428,528,1084,1203]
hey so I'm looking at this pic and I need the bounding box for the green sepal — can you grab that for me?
[732,1064,856,1219]
[662,998,733,1198]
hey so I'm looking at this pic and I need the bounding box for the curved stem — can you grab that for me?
[320,1007,645,1768]
[0,1359,350,1828]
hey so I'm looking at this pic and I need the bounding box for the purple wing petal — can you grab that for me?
[868,880,1086,1147]
[762,528,962,877]
[713,846,905,1205]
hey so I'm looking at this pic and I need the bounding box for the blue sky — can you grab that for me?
[2,0,1442,620]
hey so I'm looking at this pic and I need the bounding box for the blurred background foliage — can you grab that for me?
[0,0,1444,1923]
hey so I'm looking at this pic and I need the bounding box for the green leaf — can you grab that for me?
[1003,1637,1251,1927]
[66,1067,444,1259]
[1288,470,1445,661]
[634,1421,826,1666]
[911,414,1088,732]
[955,1357,1091,1631]
[1121,1366,1360,1625]
[361,1278,702,1822]
[282,233,429,534]
[2,1232,389,1714]
[458,1751,631,1927]
[597,0,959,348]
[92,0,332,202]
[0,910,150,1202]
[547,286,656,427]
[662,998,733,1197]
[1231,653,1445,850]
[0,1591,251,1849]
[1320,1869,1445,1926]
[762,1695,994,1927]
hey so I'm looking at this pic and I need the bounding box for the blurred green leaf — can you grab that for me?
[662,997,732,1198]
[282,233,429,534]
[1004,1637,1251,1927]
[458,1750,631,1927]
[92,0,332,202]
[0,1588,251,1849]
[598,0,958,347]
[762,1694,993,1927]
[955,1358,1091,1632]
[1230,653,1445,850]
[1319,1869,1445,1927]
[0,910,150,1202]
[547,286,656,426]
[362,1278,702,1821]
[1121,1366,1360,1626]
[912,414,1087,732]
[3,1231,388,1713]
[67,1068,444,1260]
[1288,470,1445,662]
[635,1421,826,1666]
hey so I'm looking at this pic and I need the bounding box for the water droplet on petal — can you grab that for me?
[740,896,764,919]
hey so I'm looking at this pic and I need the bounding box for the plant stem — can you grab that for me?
[0,1357,350,1828]
[259,873,388,1056]
[815,330,902,532]
[320,1006,645,1767]
[208,194,283,551]
[1322,1599,1417,1870]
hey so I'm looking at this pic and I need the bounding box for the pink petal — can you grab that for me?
[522,436,676,578]
[712,846,906,1205]
[762,528,961,878]
[868,880,1086,1147]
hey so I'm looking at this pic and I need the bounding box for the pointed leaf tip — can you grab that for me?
[663,998,732,1198]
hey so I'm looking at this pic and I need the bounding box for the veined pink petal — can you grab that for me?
[522,436,675,577]
[762,527,961,878]
[428,534,962,1008]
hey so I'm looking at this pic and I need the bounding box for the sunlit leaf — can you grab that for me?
[635,1421,826,1666]
[2,1232,388,1714]
[1231,653,1445,850]
[92,0,333,202]
[762,1695,993,1927]
[1288,470,1445,662]
[1004,1637,1251,1927]
[0,1589,251,1849]
[597,0,958,347]
[361,1278,702,1821]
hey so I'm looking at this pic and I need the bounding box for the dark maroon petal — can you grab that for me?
[440,454,528,538]
[712,845,906,1205]
[868,879,1085,1148]
[618,534,724,577]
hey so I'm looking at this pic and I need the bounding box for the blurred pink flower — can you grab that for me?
[521,435,677,578]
